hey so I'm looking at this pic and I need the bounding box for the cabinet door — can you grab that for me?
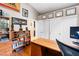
[36,20,50,39]
[49,19,56,40]
[44,20,50,39]
[36,20,45,38]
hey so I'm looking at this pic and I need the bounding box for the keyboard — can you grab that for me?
[73,42,79,46]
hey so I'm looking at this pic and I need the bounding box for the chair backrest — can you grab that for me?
[56,39,79,56]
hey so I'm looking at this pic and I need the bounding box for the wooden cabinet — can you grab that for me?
[31,42,42,56]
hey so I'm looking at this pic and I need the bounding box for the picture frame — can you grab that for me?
[66,7,76,16]
[37,15,42,20]
[47,12,54,19]
[0,3,20,12]
[0,9,2,16]
[41,14,47,19]
[42,15,46,19]
[55,10,63,17]
[22,8,28,17]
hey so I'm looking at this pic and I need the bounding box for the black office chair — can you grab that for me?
[56,39,79,56]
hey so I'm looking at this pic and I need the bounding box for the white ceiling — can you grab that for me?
[29,3,79,14]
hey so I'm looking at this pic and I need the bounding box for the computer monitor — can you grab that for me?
[70,27,79,39]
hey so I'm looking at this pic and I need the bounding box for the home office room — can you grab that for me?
[0,1,79,57]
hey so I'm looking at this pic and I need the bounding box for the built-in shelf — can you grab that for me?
[0,16,9,20]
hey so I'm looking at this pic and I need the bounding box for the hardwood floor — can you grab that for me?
[0,41,31,56]
[0,41,12,56]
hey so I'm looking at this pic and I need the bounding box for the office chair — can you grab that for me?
[56,39,79,56]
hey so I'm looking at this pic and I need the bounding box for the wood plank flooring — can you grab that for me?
[0,41,12,56]
[0,41,31,56]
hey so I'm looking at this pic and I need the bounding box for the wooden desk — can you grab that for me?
[31,38,61,56]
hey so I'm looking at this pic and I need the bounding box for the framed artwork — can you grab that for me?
[22,8,28,17]
[0,3,20,12]
[37,15,42,20]
[66,8,76,16]
[48,12,54,19]
[0,9,2,16]
[55,10,63,17]
[42,15,46,19]
[41,14,47,20]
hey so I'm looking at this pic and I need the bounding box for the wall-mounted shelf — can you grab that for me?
[0,16,9,20]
